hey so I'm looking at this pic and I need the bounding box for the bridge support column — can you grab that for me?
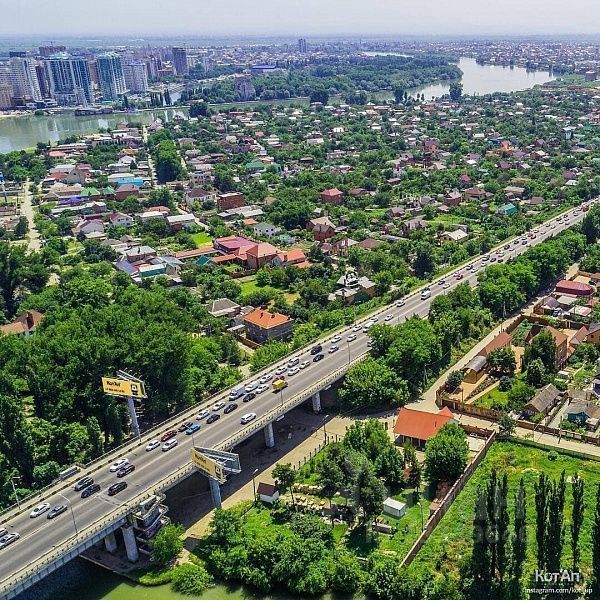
[127,396,140,438]
[311,391,322,414]
[104,531,118,553]
[209,477,222,509]
[264,421,275,448]
[121,525,139,563]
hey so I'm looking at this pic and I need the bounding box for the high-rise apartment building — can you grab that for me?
[45,53,94,106]
[172,47,188,76]
[9,52,42,102]
[123,61,149,93]
[97,52,127,100]
[234,74,256,101]
[298,38,308,53]
[39,45,66,58]
[0,83,13,109]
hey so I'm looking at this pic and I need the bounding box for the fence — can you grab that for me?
[399,430,497,568]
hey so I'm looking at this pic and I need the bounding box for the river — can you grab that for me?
[0,57,555,154]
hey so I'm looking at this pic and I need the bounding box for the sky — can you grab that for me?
[1,0,599,38]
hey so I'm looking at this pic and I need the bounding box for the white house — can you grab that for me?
[382,497,406,519]
[253,222,280,238]
[257,482,280,504]
[109,212,134,228]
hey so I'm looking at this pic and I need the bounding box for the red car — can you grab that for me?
[178,421,193,433]
[160,429,177,442]
[454,273,463,280]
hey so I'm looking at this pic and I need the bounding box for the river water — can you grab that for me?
[0,58,555,154]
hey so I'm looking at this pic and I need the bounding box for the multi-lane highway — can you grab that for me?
[0,200,595,593]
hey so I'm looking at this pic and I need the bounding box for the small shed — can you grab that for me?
[382,497,406,519]
[463,355,488,384]
[257,482,280,504]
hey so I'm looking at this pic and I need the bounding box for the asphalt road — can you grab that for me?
[0,200,595,589]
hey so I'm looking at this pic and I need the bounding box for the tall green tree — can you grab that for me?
[570,472,585,572]
[425,422,469,483]
[512,478,527,579]
[272,463,297,508]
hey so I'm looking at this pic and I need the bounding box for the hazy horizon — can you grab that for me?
[1,0,600,38]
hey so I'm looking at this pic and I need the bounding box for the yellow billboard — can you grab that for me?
[102,377,146,398]
[191,448,225,482]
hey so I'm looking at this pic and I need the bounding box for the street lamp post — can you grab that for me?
[11,476,21,509]
[279,389,284,407]
[323,414,329,441]
[58,492,78,536]
[347,341,351,365]
[252,468,259,505]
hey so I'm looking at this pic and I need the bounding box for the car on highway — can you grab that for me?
[74,476,94,491]
[455,272,463,280]
[245,381,258,392]
[0,528,6,538]
[229,387,245,400]
[443,282,450,289]
[313,353,324,363]
[347,333,357,342]
[287,366,300,376]
[117,463,136,477]
[275,365,287,375]
[396,300,406,307]
[310,344,323,355]
[211,401,226,412]
[162,438,178,452]
[145,439,160,452]
[81,483,101,498]
[550,222,556,229]
[243,392,256,403]
[331,335,342,343]
[352,324,362,332]
[420,288,431,300]
[481,255,489,261]
[256,383,269,394]
[109,458,129,472]
[224,402,238,414]
[287,357,299,368]
[489,255,497,262]
[108,482,128,497]
[240,413,257,425]
[259,373,273,384]
[329,345,339,353]
[185,423,201,435]
[438,279,445,286]
[178,421,193,432]
[521,238,528,245]
[299,361,310,370]
[384,314,394,321]
[196,409,209,420]
[160,430,177,442]
[0,533,20,550]
[206,413,221,425]
[47,505,68,519]
[30,502,51,518]
[503,244,511,250]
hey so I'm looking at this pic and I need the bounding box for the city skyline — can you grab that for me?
[2,0,600,37]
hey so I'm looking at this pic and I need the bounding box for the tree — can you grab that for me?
[272,463,297,507]
[171,563,213,595]
[512,478,527,579]
[592,484,600,598]
[425,422,469,482]
[339,357,409,410]
[449,81,463,102]
[13,217,28,239]
[393,85,405,104]
[570,472,585,572]
[375,444,405,489]
[487,347,516,375]
[151,523,184,564]
[446,370,463,392]
[471,486,491,591]
[498,413,516,439]
[353,463,385,528]
[317,458,345,525]
[403,442,422,490]
[507,380,535,411]
[496,474,510,585]
[331,550,365,592]
[309,89,329,105]
[525,358,546,387]
[545,471,566,573]
[523,330,557,373]
[534,473,550,570]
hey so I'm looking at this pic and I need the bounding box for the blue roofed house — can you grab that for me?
[497,203,517,216]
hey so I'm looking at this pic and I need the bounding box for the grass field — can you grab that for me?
[473,385,508,409]
[409,441,600,583]
[190,232,213,248]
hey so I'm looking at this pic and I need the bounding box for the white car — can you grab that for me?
[287,357,299,368]
[162,438,178,452]
[443,282,450,289]
[30,502,51,518]
[331,335,342,343]
[384,314,394,322]
[276,365,287,375]
[347,333,357,342]
[352,324,361,332]
[0,528,6,538]
[287,366,300,376]
[259,373,273,384]
[396,300,406,307]
[245,381,258,392]
[256,383,269,394]
[211,401,226,412]
[0,532,19,549]
[109,458,129,473]
[329,345,339,353]
[196,409,209,420]
[145,439,160,452]
[370,315,379,322]
[299,361,310,369]
[240,412,257,425]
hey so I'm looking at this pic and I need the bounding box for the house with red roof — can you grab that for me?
[246,242,279,270]
[554,279,594,297]
[320,188,344,205]
[273,248,310,269]
[243,309,293,344]
[393,407,455,449]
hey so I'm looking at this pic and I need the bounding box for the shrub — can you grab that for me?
[171,563,213,595]
[547,450,558,461]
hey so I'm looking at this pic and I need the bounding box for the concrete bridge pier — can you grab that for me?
[209,477,222,509]
[263,422,275,448]
[104,531,118,553]
[121,525,139,562]
[311,391,321,413]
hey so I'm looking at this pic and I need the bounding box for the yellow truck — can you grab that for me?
[272,378,288,392]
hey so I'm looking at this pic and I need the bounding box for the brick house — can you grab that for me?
[307,216,337,241]
[243,309,293,344]
[218,192,246,210]
[392,407,454,449]
[320,188,344,205]
[245,242,279,270]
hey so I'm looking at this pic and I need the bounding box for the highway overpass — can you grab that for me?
[0,200,595,598]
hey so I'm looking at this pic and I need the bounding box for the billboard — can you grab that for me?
[102,377,146,398]
[191,448,226,483]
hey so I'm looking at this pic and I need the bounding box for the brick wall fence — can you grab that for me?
[399,429,497,568]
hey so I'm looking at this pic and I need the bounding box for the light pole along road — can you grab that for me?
[0,201,595,590]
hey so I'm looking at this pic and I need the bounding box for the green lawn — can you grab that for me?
[190,232,213,248]
[409,441,600,583]
[473,385,508,409]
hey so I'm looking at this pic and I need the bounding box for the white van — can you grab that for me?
[229,386,245,400]
[420,288,431,300]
